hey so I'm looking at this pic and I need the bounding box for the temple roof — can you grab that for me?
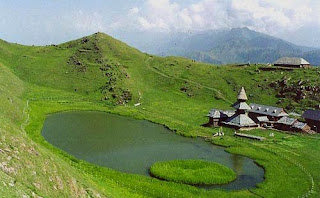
[223,114,257,127]
[232,101,251,110]
[208,109,225,118]
[237,87,248,101]
[207,109,235,118]
[248,103,288,117]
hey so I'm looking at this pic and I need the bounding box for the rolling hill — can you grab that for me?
[0,33,320,197]
[118,27,320,65]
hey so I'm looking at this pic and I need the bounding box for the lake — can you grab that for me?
[41,111,264,190]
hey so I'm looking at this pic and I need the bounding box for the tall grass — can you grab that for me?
[150,160,236,185]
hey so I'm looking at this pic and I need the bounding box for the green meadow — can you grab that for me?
[0,33,320,197]
[150,160,236,185]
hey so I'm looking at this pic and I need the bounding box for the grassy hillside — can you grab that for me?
[0,33,320,197]
[0,62,108,197]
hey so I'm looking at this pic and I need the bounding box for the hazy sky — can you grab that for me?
[1,0,320,47]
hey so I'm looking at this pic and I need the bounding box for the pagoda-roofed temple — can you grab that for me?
[205,87,307,132]
[222,87,258,130]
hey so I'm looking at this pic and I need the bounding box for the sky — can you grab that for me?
[1,0,320,47]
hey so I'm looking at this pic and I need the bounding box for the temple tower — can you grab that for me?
[223,87,258,129]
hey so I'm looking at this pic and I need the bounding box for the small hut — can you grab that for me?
[275,117,297,131]
[292,122,311,133]
[207,109,235,127]
[274,57,311,68]
[302,109,320,133]
[207,109,226,127]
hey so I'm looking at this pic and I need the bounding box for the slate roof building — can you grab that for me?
[274,57,311,68]
[248,103,288,122]
[277,117,297,125]
[302,109,320,133]
[293,122,311,133]
[256,116,271,127]
[207,109,235,127]
[222,87,258,129]
[275,117,297,131]
[273,117,311,133]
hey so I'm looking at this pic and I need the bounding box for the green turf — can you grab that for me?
[150,160,236,185]
[0,33,319,197]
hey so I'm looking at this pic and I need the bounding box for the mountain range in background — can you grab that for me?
[115,27,320,66]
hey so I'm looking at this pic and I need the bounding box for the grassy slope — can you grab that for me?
[0,63,108,197]
[0,33,320,197]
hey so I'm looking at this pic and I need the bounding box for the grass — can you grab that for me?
[0,33,320,197]
[149,160,236,185]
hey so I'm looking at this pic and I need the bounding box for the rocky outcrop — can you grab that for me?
[269,77,320,108]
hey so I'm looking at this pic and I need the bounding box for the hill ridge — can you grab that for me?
[115,27,320,65]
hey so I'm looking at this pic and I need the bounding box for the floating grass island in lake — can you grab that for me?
[149,160,237,185]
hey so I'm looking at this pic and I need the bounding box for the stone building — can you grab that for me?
[274,57,311,68]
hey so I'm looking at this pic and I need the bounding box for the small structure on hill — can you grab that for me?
[206,87,311,133]
[207,109,235,127]
[293,121,311,133]
[302,109,320,133]
[274,116,312,133]
[275,117,297,131]
[222,87,258,130]
[274,57,311,68]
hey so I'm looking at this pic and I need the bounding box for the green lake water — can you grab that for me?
[41,111,264,190]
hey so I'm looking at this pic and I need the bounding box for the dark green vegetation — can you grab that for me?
[0,33,320,197]
[123,27,320,65]
[150,160,236,185]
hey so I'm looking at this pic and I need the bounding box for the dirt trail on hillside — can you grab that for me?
[145,57,233,104]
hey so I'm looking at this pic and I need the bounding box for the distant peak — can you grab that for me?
[94,32,106,36]
[84,32,109,39]
[231,27,252,32]
[241,27,250,30]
